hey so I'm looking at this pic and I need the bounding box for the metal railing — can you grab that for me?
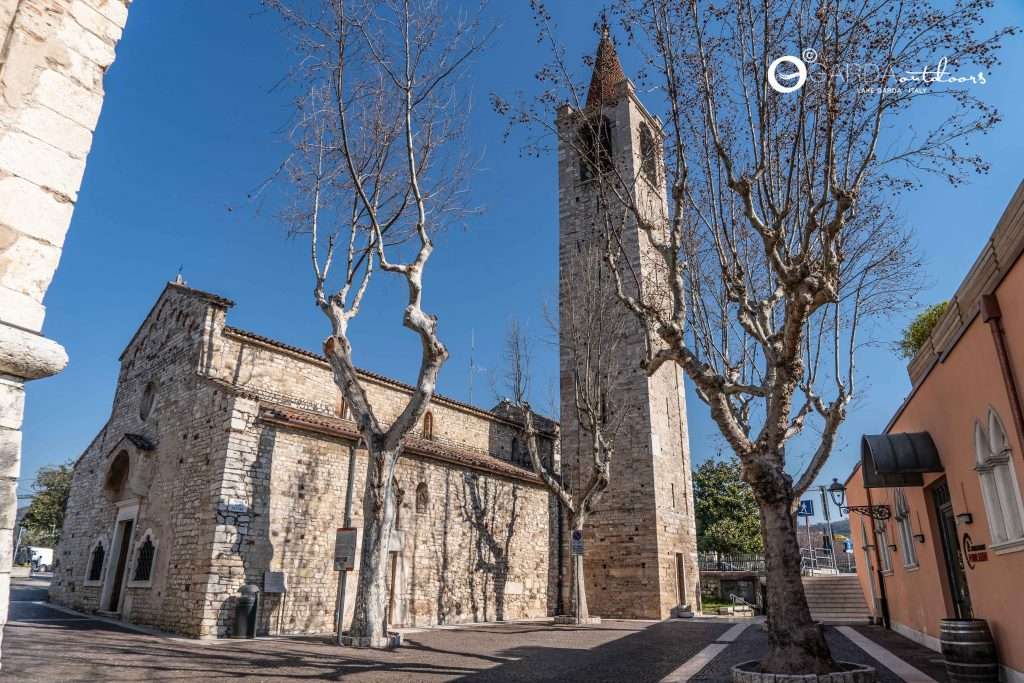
[698,552,766,573]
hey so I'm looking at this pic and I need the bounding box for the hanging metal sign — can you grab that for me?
[335,527,358,571]
[962,533,987,569]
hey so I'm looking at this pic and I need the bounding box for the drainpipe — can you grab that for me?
[866,488,891,629]
[556,499,565,615]
[981,293,1024,461]
[335,442,358,643]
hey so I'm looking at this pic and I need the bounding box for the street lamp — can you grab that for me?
[827,478,891,521]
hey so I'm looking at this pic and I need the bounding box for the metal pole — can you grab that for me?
[819,486,837,573]
[336,443,358,644]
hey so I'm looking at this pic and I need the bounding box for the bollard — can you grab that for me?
[232,584,260,639]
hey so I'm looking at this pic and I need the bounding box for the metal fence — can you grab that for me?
[698,552,766,572]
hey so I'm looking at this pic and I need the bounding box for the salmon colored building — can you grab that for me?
[842,181,1024,681]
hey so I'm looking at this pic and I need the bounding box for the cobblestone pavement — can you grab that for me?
[1,581,947,682]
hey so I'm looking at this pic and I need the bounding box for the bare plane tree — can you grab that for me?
[515,244,636,624]
[497,0,1012,672]
[268,0,491,647]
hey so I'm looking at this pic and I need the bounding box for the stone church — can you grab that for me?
[49,32,699,638]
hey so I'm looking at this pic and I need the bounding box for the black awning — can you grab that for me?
[861,432,944,488]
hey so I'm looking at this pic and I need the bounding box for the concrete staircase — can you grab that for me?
[802,575,871,624]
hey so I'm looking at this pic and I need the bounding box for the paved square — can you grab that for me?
[0,580,948,682]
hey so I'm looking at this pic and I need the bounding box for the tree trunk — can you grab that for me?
[759,497,835,674]
[570,516,590,623]
[346,445,399,647]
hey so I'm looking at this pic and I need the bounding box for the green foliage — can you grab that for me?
[898,301,949,359]
[693,457,763,553]
[21,462,74,547]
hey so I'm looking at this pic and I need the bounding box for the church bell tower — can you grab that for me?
[556,26,700,619]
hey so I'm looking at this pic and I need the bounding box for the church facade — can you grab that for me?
[50,32,699,638]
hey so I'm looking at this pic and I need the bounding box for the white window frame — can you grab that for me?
[975,407,1024,554]
[876,522,893,574]
[894,489,919,569]
[126,528,158,589]
[83,535,109,587]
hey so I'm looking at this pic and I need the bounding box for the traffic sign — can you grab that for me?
[570,529,584,556]
[797,499,814,517]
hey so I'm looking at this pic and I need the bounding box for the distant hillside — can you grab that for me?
[810,518,850,536]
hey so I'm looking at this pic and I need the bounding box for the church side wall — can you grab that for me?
[51,290,230,636]
[202,410,553,637]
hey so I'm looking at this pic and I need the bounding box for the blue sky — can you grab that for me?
[20,2,1024,525]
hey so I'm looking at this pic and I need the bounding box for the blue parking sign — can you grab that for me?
[798,499,814,516]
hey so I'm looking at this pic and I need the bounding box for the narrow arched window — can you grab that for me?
[975,408,1024,548]
[422,412,434,441]
[132,533,156,583]
[87,541,106,582]
[639,122,658,185]
[416,482,429,514]
[336,393,348,419]
[139,381,157,421]
[894,489,918,568]
[578,116,613,181]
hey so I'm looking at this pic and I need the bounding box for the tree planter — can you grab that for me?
[731,660,877,682]
[340,631,403,649]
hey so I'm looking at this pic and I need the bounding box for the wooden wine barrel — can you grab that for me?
[940,619,999,682]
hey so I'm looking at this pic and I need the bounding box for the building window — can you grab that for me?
[894,489,918,568]
[139,381,157,421]
[876,523,892,573]
[132,533,156,584]
[671,482,676,509]
[975,408,1024,549]
[416,482,429,514]
[639,122,657,185]
[88,543,106,581]
[336,393,348,419]
[422,412,434,440]
[578,116,613,181]
[84,539,106,585]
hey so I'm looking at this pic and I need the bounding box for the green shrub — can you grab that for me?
[898,301,949,359]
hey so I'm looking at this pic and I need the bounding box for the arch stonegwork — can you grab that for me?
[102,434,158,503]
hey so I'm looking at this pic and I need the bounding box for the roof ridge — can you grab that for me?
[221,325,559,429]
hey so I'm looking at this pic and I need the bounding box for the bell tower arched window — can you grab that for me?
[975,408,1024,549]
[639,122,657,185]
[578,116,613,181]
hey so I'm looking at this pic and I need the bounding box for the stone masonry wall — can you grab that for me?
[197,315,558,637]
[204,410,553,637]
[50,287,231,636]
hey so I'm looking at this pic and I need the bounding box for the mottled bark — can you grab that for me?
[347,441,400,644]
[759,495,833,673]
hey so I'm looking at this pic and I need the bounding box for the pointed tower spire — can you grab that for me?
[585,19,626,108]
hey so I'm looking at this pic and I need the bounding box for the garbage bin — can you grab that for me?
[232,584,260,639]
